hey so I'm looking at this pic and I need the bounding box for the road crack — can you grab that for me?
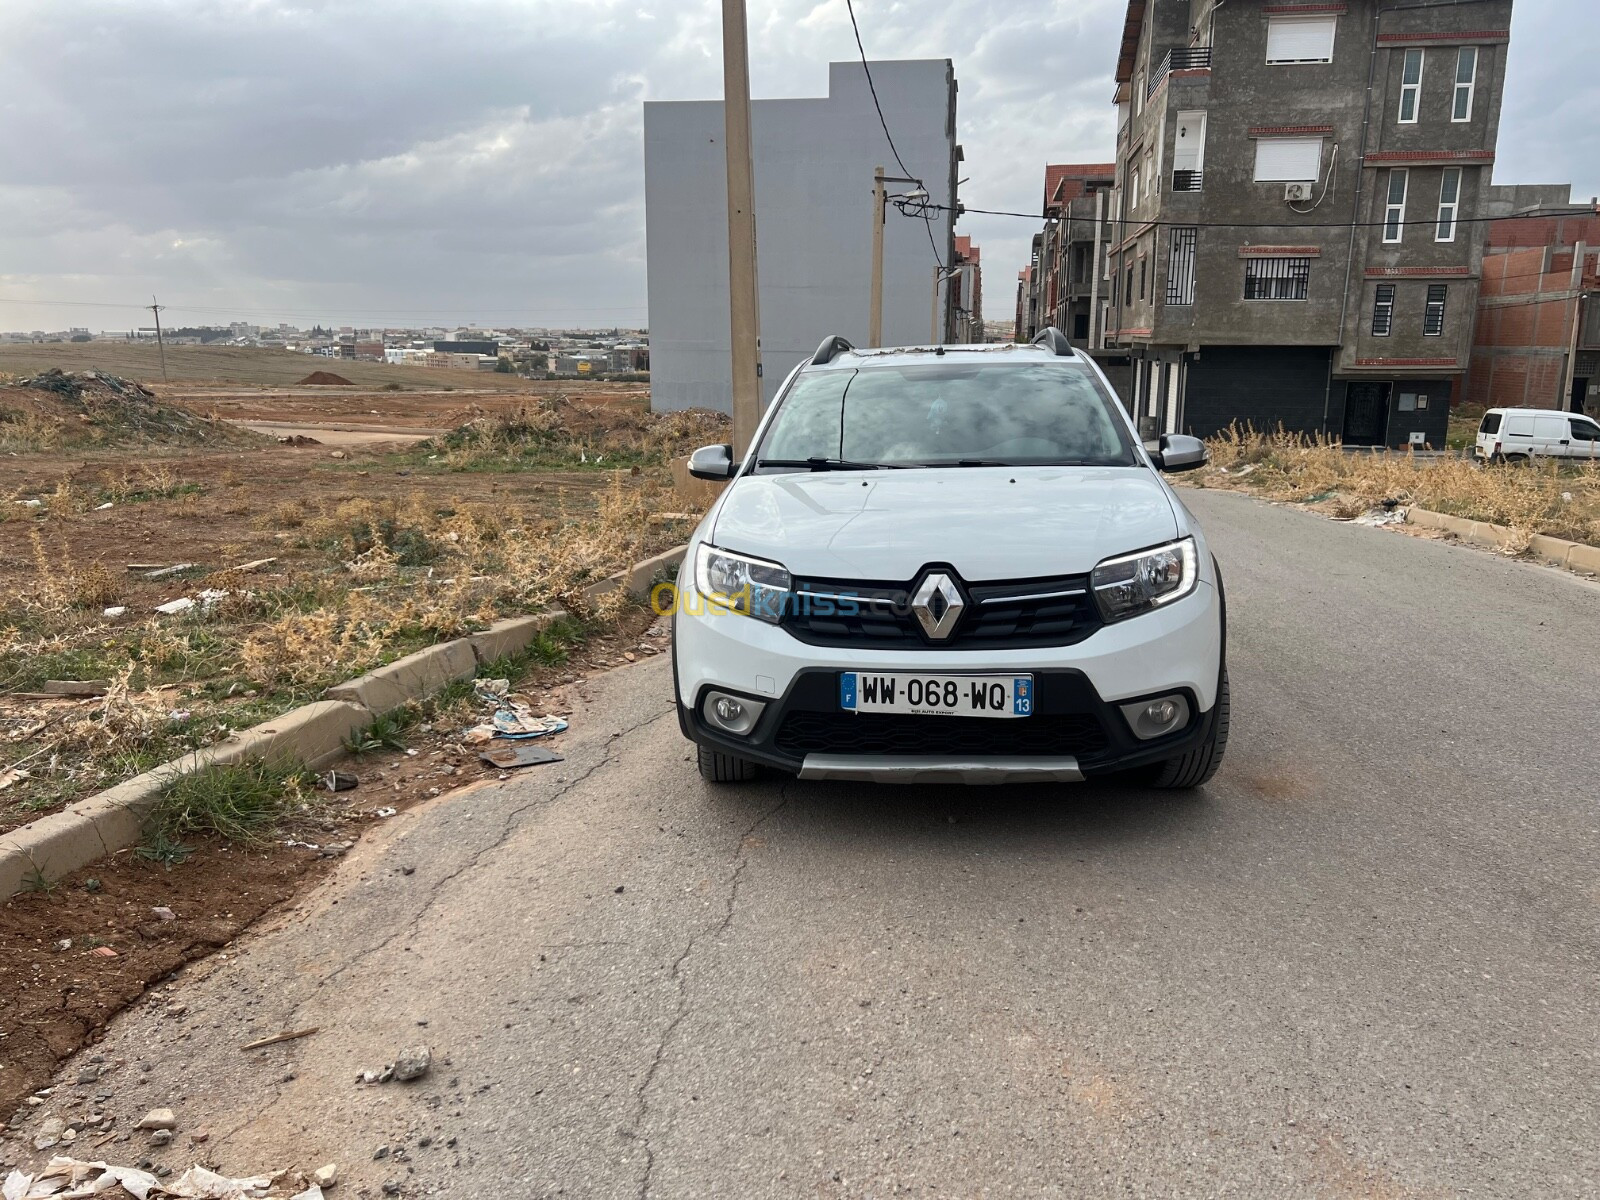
[630,781,791,1199]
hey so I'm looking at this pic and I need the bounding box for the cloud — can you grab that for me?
[0,0,1592,332]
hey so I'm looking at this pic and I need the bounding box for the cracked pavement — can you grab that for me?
[10,489,1600,1197]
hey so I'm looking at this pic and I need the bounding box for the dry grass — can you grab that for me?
[1,469,699,822]
[1195,426,1600,546]
[421,395,726,473]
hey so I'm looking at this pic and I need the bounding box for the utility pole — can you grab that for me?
[1560,241,1587,411]
[870,167,887,348]
[721,0,762,457]
[869,169,923,350]
[148,296,169,383]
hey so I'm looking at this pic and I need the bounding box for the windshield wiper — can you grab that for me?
[755,457,896,471]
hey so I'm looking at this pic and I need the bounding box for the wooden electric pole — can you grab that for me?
[148,297,169,383]
[870,167,886,348]
[721,0,762,457]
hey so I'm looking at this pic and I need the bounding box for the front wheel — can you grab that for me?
[697,743,761,783]
[1149,669,1230,790]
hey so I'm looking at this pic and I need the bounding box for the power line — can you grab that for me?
[843,0,946,273]
[922,199,1600,234]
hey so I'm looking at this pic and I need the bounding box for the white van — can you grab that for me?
[1476,408,1600,463]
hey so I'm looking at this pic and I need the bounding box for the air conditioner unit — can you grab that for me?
[1284,182,1314,202]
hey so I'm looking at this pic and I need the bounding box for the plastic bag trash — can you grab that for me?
[1354,507,1407,527]
[103,606,128,618]
[95,501,114,511]
[165,1164,279,1197]
[154,597,194,616]
[319,770,359,793]
[493,711,567,739]
[474,678,510,705]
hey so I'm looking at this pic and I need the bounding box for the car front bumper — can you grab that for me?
[672,577,1224,783]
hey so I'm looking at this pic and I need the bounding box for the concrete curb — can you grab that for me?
[0,604,582,899]
[1406,507,1599,573]
[581,544,688,605]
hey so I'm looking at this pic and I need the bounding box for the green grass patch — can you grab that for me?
[477,616,585,682]
[148,758,313,846]
[342,711,412,755]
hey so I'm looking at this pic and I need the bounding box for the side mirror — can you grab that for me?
[688,443,737,480]
[1151,433,1208,473]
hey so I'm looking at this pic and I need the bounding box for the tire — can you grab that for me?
[697,743,761,783]
[1149,669,1230,790]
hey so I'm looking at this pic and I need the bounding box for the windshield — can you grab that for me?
[753,363,1137,470]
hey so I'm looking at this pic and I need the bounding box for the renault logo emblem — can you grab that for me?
[911,572,965,640]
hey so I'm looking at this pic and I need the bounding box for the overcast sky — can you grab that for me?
[1,0,1594,334]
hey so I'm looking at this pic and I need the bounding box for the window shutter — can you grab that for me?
[1254,138,1323,182]
[1265,16,1336,63]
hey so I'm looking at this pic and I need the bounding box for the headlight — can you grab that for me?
[693,542,791,623]
[1091,537,1198,622]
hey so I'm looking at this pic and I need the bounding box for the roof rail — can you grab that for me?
[1030,327,1076,357]
[811,335,855,366]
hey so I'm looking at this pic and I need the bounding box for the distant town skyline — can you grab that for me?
[0,0,1594,334]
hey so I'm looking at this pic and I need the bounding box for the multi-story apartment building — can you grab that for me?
[1104,0,1514,445]
[951,236,986,344]
[1019,164,1118,348]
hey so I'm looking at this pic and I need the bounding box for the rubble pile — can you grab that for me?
[295,372,353,386]
[8,369,231,446]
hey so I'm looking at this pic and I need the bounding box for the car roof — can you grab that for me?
[1487,407,1588,416]
[804,342,1084,372]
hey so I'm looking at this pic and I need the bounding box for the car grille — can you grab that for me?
[773,710,1111,759]
[782,573,1101,650]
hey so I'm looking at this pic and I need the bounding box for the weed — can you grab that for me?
[21,867,57,894]
[136,829,194,868]
[70,562,122,609]
[343,712,411,755]
[149,758,311,845]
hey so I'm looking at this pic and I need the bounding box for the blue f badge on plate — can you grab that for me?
[839,672,858,710]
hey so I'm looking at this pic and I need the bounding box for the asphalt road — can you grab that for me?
[17,489,1600,1197]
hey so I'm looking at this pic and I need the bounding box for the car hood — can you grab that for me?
[708,466,1179,581]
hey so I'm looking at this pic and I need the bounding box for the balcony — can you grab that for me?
[1171,169,1204,192]
[1147,46,1213,99]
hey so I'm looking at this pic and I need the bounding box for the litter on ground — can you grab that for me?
[479,742,564,770]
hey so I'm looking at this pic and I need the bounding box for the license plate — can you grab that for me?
[839,672,1033,718]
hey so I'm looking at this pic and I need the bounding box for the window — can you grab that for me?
[754,364,1137,469]
[1130,166,1141,207]
[1244,256,1311,301]
[1139,258,1147,300]
[1254,137,1323,182]
[1266,15,1337,63]
[1167,227,1197,305]
[1383,169,1409,243]
[1372,284,1395,335]
[1478,412,1501,436]
[1135,69,1144,115]
[1437,168,1461,242]
[1570,418,1600,444]
[1423,284,1447,336]
[1125,265,1134,306]
[1398,49,1423,123]
[1453,46,1477,121]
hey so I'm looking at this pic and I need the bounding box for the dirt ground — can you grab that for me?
[0,440,621,607]
[171,379,649,433]
[0,608,664,1122]
[0,343,527,392]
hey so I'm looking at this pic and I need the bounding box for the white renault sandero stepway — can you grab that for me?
[670,328,1228,789]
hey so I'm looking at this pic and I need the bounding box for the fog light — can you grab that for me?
[702,691,766,736]
[1118,694,1191,740]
